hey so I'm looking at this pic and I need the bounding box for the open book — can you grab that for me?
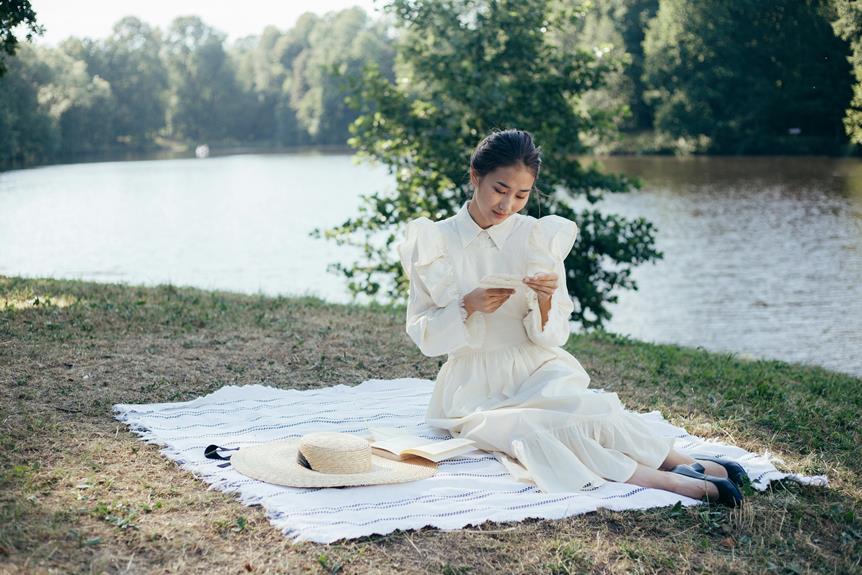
[367,427,478,463]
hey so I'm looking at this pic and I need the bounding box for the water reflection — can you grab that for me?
[578,156,862,377]
[0,154,384,303]
[0,154,859,376]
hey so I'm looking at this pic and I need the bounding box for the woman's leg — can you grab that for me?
[626,463,719,500]
[659,448,729,478]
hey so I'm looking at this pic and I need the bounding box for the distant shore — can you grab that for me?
[4,129,860,174]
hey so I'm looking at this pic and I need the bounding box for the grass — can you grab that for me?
[0,274,860,574]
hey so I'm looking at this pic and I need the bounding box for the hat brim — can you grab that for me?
[230,438,438,488]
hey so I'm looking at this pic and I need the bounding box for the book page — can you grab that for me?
[404,437,475,457]
[400,438,477,462]
[370,434,430,455]
[370,447,421,462]
[366,426,409,442]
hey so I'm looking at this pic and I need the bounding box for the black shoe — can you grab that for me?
[670,464,744,508]
[689,455,749,488]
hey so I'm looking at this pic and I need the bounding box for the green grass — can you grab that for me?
[1,275,860,574]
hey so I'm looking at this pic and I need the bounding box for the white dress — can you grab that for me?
[396,199,676,493]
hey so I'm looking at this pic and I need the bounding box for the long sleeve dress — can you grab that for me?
[396,199,676,493]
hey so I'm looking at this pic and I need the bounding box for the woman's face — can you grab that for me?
[469,163,534,228]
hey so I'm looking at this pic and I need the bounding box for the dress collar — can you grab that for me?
[454,199,519,250]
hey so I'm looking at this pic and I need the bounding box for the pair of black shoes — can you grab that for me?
[670,456,749,508]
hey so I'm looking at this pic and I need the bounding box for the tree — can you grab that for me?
[272,13,319,146]
[228,9,396,146]
[643,0,852,154]
[38,41,116,155]
[615,0,659,130]
[567,0,659,132]
[84,17,169,148]
[288,7,394,144]
[162,16,243,143]
[230,26,288,143]
[314,0,662,329]
[0,43,57,168]
[831,0,862,144]
[0,0,43,76]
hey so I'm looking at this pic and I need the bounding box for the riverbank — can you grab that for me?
[0,142,357,173]
[597,129,861,157]
[1,275,859,573]
[4,134,860,174]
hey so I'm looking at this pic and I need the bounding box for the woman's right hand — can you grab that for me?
[463,287,515,318]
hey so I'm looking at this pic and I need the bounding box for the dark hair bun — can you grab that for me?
[470,128,542,180]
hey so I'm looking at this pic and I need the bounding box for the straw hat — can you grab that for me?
[227,431,437,488]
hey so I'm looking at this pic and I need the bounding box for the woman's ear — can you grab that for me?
[469,167,479,190]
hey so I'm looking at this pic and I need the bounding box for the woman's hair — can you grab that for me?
[468,128,542,214]
[470,128,541,179]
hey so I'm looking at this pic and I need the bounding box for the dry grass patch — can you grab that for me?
[1,276,860,574]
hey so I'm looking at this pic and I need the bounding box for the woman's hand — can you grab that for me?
[523,272,558,303]
[524,273,558,330]
[463,287,515,318]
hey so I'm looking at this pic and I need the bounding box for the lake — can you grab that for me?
[1,153,860,377]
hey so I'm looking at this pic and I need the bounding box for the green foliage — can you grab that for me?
[642,0,853,154]
[289,8,395,144]
[162,16,244,142]
[565,0,659,132]
[615,0,659,130]
[230,18,317,146]
[2,2,859,168]
[0,44,58,167]
[81,17,169,148]
[316,0,662,328]
[0,9,393,169]
[39,39,117,154]
[831,0,862,144]
[0,0,43,75]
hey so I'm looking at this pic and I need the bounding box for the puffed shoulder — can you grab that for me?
[528,215,578,262]
[396,216,459,307]
[396,217,446,279]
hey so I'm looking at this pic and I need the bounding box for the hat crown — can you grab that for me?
[298,432,372,474]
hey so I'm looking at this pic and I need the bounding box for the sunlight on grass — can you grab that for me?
[1,276,860,574]
[1,292,79,310]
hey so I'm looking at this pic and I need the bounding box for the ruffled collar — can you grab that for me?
[454,199,519,250]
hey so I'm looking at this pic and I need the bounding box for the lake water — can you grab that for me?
[1,153,860,377]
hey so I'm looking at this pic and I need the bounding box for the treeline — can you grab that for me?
[0,9,393,169]
[585,0,854,155]
[0,0,858,170]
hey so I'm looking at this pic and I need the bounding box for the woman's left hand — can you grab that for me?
[523,272,557,302]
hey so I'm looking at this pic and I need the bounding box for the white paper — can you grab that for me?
[479,273,528,291]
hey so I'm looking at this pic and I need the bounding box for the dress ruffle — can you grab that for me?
[509,410,676,492]
[397,217,485,351]
[525,214,579,276]
[397,217,458,308]
[427,341,676,493]
[522,215,578,347]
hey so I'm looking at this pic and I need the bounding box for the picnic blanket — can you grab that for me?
[112,378,828,544]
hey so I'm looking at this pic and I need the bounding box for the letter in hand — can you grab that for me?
[522,272,558,303]
[463,287,515,318]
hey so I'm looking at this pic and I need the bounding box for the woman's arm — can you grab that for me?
[523,256,574,348]
[405,271,483,357]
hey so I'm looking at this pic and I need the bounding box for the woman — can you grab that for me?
[397,129,747,506]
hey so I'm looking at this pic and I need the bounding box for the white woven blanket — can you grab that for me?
[112,378,828,544]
